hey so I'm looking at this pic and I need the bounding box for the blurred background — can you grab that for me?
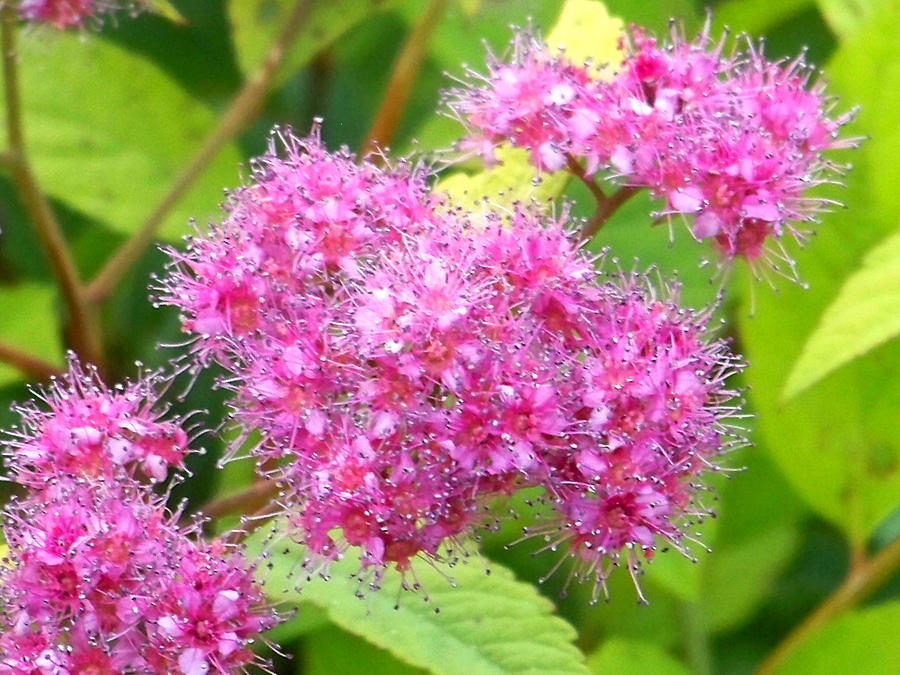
[0,0,898,672]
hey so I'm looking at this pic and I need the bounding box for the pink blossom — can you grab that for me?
[161,127,744,598]
[0,360,277,671]
[4,356,189,486]
[448,22,856,280]
[18,0,143,28]
[0,476,276,672]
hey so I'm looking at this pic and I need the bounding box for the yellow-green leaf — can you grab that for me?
[546,0,624,76]
[587,638,689,674]
[436,146,570,209]
[784,230,900,401]
[817,0,893,40]
[0,283,64,386]
[737,1,900,542]
[148,0,189,25]
[248,525,588,675]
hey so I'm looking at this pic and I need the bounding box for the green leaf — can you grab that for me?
[148,0,189,25]
[698,451,804,632]
[711,0,816,35]
[784,230,900,401]
[737,2,900,542]
[4,33,242,242]
[228,0,400,85]
[586,638,689,674]
[0,283,64,386]
[817,0,893,40]
[778,602,900,673]
[266,601,331,644]
[303,625,424,675]
[248,526,588,675]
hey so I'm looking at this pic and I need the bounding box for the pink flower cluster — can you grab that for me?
[6,360,188,485]
[160,125,743,598]
[0,360,276,673]
[17,0,141,29]
[447,23,856,275]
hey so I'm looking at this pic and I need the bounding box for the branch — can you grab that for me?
[85,0,313,303]
[581,185,639,240]
[362,0,448,153]
[566,154,607,205]
[0,342,63,380]
[757,535,900,674]
[563,154,640,240]
[200,479,278,521]
[1,6,104,370]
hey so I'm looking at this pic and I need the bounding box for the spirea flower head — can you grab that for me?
[160,123,745,599]
[17,0,143,29]
[0,358,278,673]
[4,356,189,485]
[446,20,857,281]
[0,479,276,673]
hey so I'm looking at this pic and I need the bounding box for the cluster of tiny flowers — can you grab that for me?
[0,359,277,674]
[17,0,142,29]
[446,22,856,277]
[160,125,744,599]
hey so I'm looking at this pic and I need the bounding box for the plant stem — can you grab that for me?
[362,0,448,153]
[0,341,63,380]
[682,601,713,675]
[582,185,639,240]
[564,154,640,240]
[1,7,104,370]
[85,0,313,303]
[566,154,607,205]
[201,479,278,521]
[757,535,900,674]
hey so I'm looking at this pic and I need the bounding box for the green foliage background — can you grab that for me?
[0,0,898,672]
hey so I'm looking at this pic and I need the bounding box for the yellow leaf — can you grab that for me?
[547,0,625,78]
[436,146,569,210]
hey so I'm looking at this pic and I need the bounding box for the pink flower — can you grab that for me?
[0,360,278,671]
[448,21,856,280]
[145,540,275,674]
[0,477,276,672]
[4,356,188,487]
[445,31,602,172]
[162,125,744,599]
[18,0,143,28]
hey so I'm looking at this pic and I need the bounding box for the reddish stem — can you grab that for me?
[201,479,279,521]
[1,6,105,370]
[757,535,900,674]
[582,185,640,240]
[363,0,448,154]
[0,342,63,380]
